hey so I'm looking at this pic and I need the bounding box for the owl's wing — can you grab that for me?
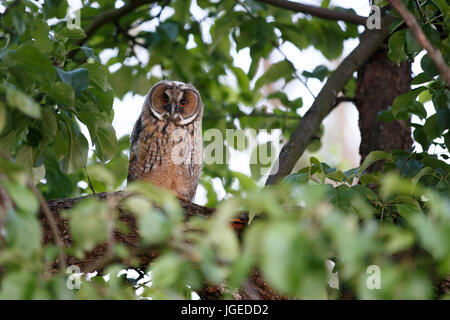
[127,114,143,182]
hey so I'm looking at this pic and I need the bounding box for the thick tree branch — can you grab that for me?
[387,0,450,87]
[41,191,259,299]
[256,0,368,25]
[42,191,218,271]
[265,15,395,185]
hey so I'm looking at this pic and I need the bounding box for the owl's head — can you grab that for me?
[146,80,202,126]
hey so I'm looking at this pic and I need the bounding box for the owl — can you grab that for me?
[127,80,203,201]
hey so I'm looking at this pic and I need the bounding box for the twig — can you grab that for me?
[1,0,21,18]
[28,181,67,271]
[235,1,317,99]
[205,112,301,121]
[275,42,316,99]
[387,0,450,87]
[83,166,96,194]
[265,15,395,185]
[414,0,425,23]
[68,0,160,59]
[256,0,368,25]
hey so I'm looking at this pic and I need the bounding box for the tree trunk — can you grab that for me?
[356,46,413,172]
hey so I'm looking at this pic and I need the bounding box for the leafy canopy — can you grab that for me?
[0,0,449,299]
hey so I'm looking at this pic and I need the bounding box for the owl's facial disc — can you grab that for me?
[175,89,199,125]
[150,82,199,125]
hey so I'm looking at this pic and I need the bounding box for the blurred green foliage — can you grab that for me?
[0,0,448,300]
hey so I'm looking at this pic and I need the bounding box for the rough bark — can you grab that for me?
[356,46,413,172]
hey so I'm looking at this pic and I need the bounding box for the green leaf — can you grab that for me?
[81,63,110,91]
[68,199,108,251]
[310,156,324,183]
[411,72,433,85]
[431,0,449,14]
[210,226,240,262]
[249,142,276,180]
[388,30,407,65]
[327,184,360,212]
[32,19,53,54]
[1,181,39,215]
[11,45,55,81]
[377,107,395,122]
[159,21,179,41]
[55,67,90,95]
[86,165,116,189]
[45,82,75,107]
[16,145,34,171]
[0,101,6,134]
[409,213,448,260]
[44,0,68,19]
[412,167,434,185]
[232,171,258,191]
[59,120,89,174]
[302,65,329,81]
[283,172,309,185]
[391,87,427,116]
[6,87,41,119]
[57,26,86,39]
[108,67,133,99]
[358,151,393,176]
[6,209,42,257]
[77,112,118,162]
[436,107,450,132]
[395,196,422,217]
[81,46,100,62]
[44,152,75,199]
[267,91,302,111]
[405,29,422,58]
[432,88,450,109]
[231,66,250,92]
[260,221,327,298]
[423,114,441,141]
[138,208,171,245]
[421,54,439,77]
[255,60,293,89]
[307,139,322,153]
[0,271,34,299]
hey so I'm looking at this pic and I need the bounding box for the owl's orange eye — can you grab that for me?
[162,94,169,104]
[179,99,187,107]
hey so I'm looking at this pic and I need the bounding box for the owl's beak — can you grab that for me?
[163,103,177,117]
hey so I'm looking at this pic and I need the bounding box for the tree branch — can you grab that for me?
[265,15,395,185]
[68,0,160,59]
[29,181,67,271]
[83,0,159,45]
[256,0,368,25]
[387,0,450,87]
